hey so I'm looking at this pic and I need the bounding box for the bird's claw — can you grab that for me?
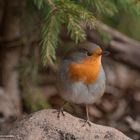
[79,119,91,127]
[53,108,65,118]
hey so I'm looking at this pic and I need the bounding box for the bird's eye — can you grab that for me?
[78,48,93,56]
[87,52,92,56]
[78,48,88,54]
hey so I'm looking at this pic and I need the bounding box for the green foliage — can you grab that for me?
[34,0,54,10]
[81,0,140,16]
[115,11,140,41]
[41,11,61,65]
[24,90,51,112]
[81,0,118,16]
[117,0,140,16]
[19,53,51,112]
[67,14,86,43]
[97,29,112,45]
[99,0,140,41]
[34,0,45,9]
[32,0,140,65]
[33,0,96,65]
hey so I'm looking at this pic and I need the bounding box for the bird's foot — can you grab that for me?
[80,119,91,127]
[53,108,65,119]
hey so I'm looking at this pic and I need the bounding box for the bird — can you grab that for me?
[56,41,107,126]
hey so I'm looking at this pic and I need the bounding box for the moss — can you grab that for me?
[23,88,51,112]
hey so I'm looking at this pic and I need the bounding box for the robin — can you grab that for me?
[57,41,108,126]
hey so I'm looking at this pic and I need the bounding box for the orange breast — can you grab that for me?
[68,56,101,84]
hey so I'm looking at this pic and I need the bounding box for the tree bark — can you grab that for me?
[1,47,21,117]
[0,0,24,117]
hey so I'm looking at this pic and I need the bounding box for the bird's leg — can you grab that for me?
[53,101,67,118]
[85,104,91,126]
[80,105,91,127]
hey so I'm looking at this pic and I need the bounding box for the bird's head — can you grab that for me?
[64,42,108,63]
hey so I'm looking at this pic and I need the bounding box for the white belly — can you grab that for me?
[59,68,106,104]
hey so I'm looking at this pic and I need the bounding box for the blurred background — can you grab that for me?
[0,0,140,139]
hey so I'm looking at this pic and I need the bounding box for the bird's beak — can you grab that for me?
[101,50,110,56]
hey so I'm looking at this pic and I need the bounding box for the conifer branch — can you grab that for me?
[33,0,140,65]
[41,11,61,65]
